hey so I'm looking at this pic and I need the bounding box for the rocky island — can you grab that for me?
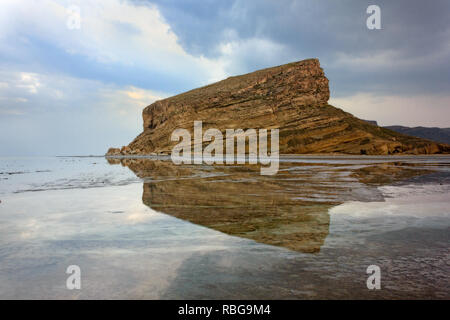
[107,58,449,156]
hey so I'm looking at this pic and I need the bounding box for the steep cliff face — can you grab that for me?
[108,58,449,155]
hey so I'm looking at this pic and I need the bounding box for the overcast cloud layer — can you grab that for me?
[0,0,449,155]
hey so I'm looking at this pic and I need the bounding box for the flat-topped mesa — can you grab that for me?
[108,58,450,155]
[142,58,329,131]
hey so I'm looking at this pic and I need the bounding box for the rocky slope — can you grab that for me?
[107,58,449,156]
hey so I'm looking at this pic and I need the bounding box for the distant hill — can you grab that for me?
[384,126,450,145]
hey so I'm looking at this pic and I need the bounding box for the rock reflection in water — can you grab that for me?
[118,159,332,253]
[110,157,437,254]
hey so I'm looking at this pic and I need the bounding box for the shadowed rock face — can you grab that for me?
[108,58,449,156]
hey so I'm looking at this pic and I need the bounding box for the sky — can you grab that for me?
[0,0,449,156]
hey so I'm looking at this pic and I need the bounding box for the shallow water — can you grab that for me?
[0,156,449,299]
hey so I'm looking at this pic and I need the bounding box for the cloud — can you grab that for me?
[1,0,449,156]
[0,0,227,155]
[0,0,228,92]
[18,73,41,94]
[0,68,167,155]
[149,0,450,96]
[214,35,296,75]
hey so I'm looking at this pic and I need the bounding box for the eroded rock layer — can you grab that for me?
[108,58,449,155]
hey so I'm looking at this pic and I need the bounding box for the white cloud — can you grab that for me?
[0,0,228,85]
[0,68,166,126]
[0,70,43,115]
[18,72,41,94]
[98,84,167,127]
[0,0,300,90]
[214,30,296,75]
[0,68,169,155]
[0,108,25,116]
[121,86,164,107]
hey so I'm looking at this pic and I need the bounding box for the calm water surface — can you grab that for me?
[0,156,449,299]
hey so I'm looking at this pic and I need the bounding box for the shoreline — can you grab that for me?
[104,153,450,159]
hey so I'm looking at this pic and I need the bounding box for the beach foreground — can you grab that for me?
[0,156,449,299]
